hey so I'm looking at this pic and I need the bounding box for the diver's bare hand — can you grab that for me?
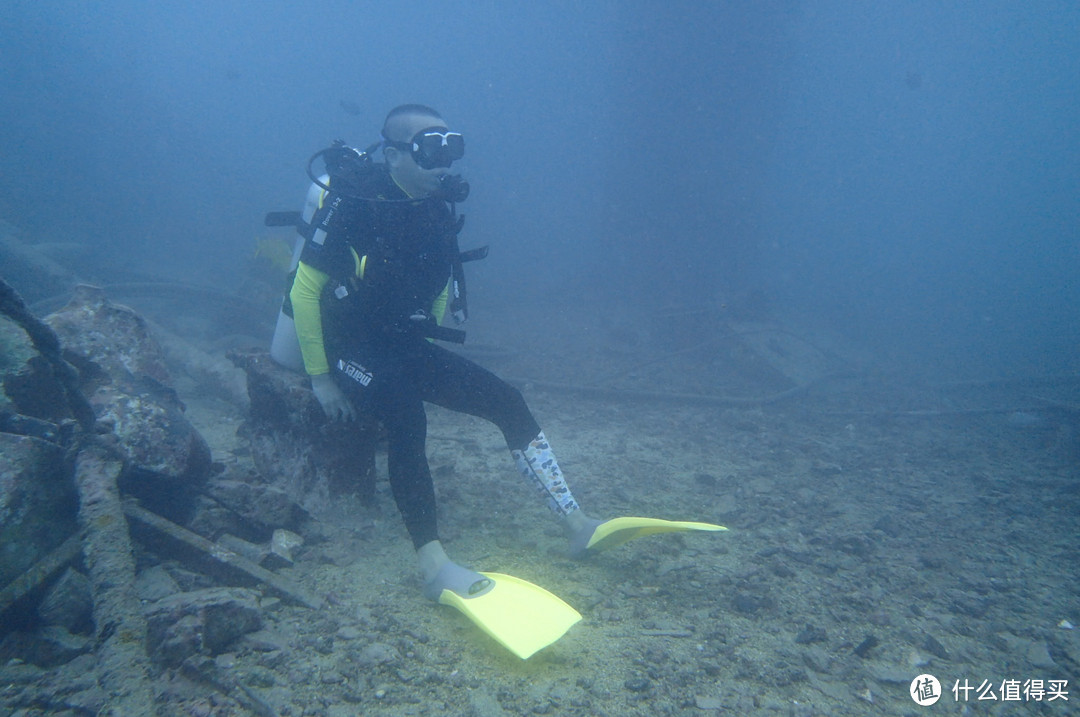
[310,373,356,421]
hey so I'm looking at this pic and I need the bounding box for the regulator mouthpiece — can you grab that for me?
[436,173,470,203]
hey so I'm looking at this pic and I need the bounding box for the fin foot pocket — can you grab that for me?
[424,562,494,602]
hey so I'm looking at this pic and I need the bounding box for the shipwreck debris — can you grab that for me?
[123,499,325,610]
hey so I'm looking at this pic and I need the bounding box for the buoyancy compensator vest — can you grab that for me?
[266,141,487,371]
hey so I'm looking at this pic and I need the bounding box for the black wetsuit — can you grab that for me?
[295,165,539,548]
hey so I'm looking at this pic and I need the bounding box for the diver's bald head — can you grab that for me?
[381,104,445,143]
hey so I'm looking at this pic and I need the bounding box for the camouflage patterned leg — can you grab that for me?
[511,431,580,516]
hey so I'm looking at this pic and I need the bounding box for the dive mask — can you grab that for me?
[386,126,465,169]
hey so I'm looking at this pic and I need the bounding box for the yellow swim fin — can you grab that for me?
[585,516,728,553]
[436,572,582,659]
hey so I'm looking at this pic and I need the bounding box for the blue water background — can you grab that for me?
[1,0,1077,379]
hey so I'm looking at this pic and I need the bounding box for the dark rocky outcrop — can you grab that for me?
[0,432,77,588]
[5,285,212,521]
[144,587,264,667]
[229,349,379,515]
[0,277,338,713]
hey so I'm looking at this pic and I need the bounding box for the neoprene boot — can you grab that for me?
[512,431,602,555]
[417,540,492,601]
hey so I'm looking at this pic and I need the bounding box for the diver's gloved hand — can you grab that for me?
[310,373,356,422]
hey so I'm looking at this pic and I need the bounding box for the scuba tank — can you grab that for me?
[268,176,326,372]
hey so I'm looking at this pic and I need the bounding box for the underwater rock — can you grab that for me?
[46,285,172,386]
[203,478,302,531]
[853,634,879,658]
[0,432,77,588]
[37,567,93,634]
[695,695,724,710]
[356,641,400,667]
[0,657,106,715]
[217,533,270,564]
[922,634,951,661]
[0,625,93,668]
[263,528,303,568]
[732,588,773,616]
[229,349,379,516]
[37,285,212,509]
[134,564,182,602]
[794,623,828,645]
[97,383,211,486]
[144,587,263,667]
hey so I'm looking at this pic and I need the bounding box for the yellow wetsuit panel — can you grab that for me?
[432,281,450,325]
[292,261,453,372]
[290,261,332,376]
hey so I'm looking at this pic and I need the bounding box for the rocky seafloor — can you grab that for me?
[3,296,1078,716]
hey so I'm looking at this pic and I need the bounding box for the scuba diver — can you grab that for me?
[269,104,724,658]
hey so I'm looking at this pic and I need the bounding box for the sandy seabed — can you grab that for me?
[176,348,1079,717]
[5,286,1077,716]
